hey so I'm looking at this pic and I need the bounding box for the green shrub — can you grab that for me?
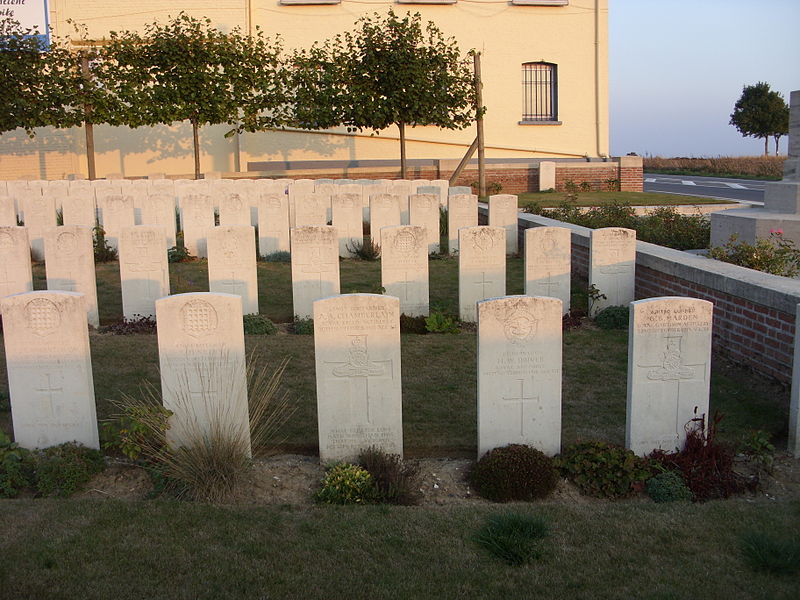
[93,225,118,263]
[34,442,105,497]
[425,310,459,334]
[264,250,291,263]
[741,429,776,475]
[469,444,558,502]
[556,441,653,498]
[243,314,277,335]
[594,305,629,330]
[400,314,428,334]
[473,512,549,566]
[346,237,381,260]
[709,231,800,277]
[101,315,157,335]
[439,207,448,237]
[292,317,314,335]
[103,387,173,462]
[646,471,692,503]
[0,432,35,498]
[358,447,420,505]
[740,531,800,575]
[314,463,377,505]
[168,239,194,263]
[638,206,710,250]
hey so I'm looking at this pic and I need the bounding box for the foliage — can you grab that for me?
[646,471,692,503]
[263,250,291,263]
[739,531,800,576]
[101,315,157,335]
[439,206,448,238]
[473,512,549,566]
[168,236,195,263]
[103,386,173,462]
[292,317,314,335]
[643,155,785,180]
[586,283,607,317]
[740,429,775,475]
[243,314,277,335]
[0,431,35,498]
[102,13,289,178]
[292,10,478,177]
[424,310,459,334]
[556,441,654,499]
[314,463,377,505]
[358,446,420,505]
[561,309,586,331]
[93,225,118,262]
[649,413,748,502]
[594,305,629,330]
[400,313,429,334]
[709,231,800,277]
[34,442,106,497]
[469,444,558,502]
[730,82,790,155]
[346,237,381,260]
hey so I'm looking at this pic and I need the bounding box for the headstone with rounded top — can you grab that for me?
[119,226,170,320]
[458,226,506,322]
[525,227,571,314]
[207,225,258,315]
[381,225,429,316]
[290,225,340,319]
[44,226,99,327]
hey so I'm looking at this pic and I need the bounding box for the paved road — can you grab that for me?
[643,173,767,205]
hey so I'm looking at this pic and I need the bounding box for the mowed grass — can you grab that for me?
[0,499,797,600]
[517,191,730,207]
[8,256,791,455]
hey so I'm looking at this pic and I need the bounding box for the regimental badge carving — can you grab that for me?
[56,231,77,255]
[540,231,558,256]
[393,228,420,255]
[472,228,495,252]
[131,230,156,248]
[106,195,126,213]
[647,336,695,381]
[486,297,539,343]
[180,299,219,338]
[266,197,282,210]
[25,298,61,337]
[228,194,243,211]
[221,235,239,263]
[416,197,431,210]
[0,231,14,252]
[332,335,384,377]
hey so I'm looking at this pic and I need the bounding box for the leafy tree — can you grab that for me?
[730,82,790,156]
[293,10,478,178]
[102,13,290,179]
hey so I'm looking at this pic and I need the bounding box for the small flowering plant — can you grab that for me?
[709,230,800,277]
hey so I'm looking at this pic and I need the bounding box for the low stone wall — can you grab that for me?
[483,207,800,383]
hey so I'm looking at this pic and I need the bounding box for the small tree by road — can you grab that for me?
[730,82,790,156]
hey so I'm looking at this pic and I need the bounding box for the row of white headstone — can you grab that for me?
[1,289,717,463]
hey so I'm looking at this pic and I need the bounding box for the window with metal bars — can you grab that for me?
[521,62,558,122]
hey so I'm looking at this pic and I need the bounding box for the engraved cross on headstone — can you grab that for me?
[537,272,560,296]
[300,246,337,294]
[34,372,63,419]
[502,379,540,437]
[126,236,164,301]
[474,271,494,298]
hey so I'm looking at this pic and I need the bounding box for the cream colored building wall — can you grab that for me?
[1,0,607,179]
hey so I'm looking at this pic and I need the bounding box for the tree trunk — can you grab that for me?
[80,53,96,180]
[398,121,407,180]
[192,120,201,179]
[775,135,780,156]
[764,136,769,156]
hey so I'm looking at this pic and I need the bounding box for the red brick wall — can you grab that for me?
[554,166,619,192]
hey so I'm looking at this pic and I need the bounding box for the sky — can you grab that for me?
[610,0,800,157]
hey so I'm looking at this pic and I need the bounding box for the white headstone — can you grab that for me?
[119,226,170,320]
[430,179,449,207]
[156,293,251,457]
[44,226,99,327]
[96,193,135,252]
[525,227,571,314]
[290,226,340,319]
[381,225,429,316]
[488,194,519,255]
[180,194,214,258]
[314,294,403,462]
[448,194,478,254]
[257,192,290,257]
[589,227,636,315]
[626,297,713,456]
[21,194,55,260]
[332,193,363,258]
[458,226,506,322]
[0,227,33,303]
[0,196,17,226]
[369,194,401,247]
[2,291,98,450]
[219,192,251,226]
[288,179,315,227]
[294,191,329,228]
[409,193,440,255]
[140,193,177,249]
[61,193,97,228]
[207,225,258,315]
[389,180,412,224]
[478,295,562,457]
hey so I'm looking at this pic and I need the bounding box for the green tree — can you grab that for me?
[293,10,478,179]
[730,82,790,156]
[102,13,289,179]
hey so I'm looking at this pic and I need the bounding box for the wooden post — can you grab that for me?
[475,52,486,198]
[448,137,478,186]
[80,53,96,181]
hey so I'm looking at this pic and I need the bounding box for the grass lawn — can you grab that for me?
[2,255,798,598]
[517,191,730,207]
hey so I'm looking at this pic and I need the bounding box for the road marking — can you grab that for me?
[645,178,656,183]
[681,181,697,186]
[723,183,747,189]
